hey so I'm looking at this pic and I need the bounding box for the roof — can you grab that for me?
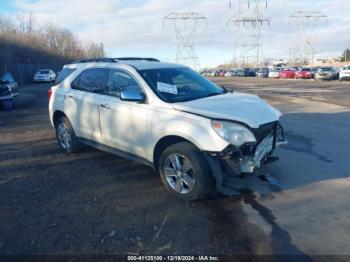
[67,57,186,71]
[121,61,185,70]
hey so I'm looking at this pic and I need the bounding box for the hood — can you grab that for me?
[172,92,282,128]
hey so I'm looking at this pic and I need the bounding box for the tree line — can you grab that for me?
[0,13,105,65]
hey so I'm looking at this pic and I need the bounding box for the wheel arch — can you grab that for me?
[53,110,67,128]
[153,135,199,172]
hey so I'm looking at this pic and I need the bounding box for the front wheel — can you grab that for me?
[55,117,82,154]
[158,142,212,200]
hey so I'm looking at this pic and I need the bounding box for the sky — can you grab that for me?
[1,0,350,68]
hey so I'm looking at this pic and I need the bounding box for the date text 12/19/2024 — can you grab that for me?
[127,256,220,261]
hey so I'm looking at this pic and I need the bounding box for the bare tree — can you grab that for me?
[85,42,105,58]
[0,13,106,65]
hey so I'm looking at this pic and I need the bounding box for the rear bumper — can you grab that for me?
[340,75,350,80]
[315,75,333,80]
[296,75,311,79]
[34,78,51,82]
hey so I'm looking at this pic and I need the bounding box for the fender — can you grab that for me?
[146,111,230,161]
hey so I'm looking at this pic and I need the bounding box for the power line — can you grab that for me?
[289,11,327,65]
[163,12,206,71]
[227,0,270,68]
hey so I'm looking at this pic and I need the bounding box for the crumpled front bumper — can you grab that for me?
[240,133,288,173]
[204,122,288,196]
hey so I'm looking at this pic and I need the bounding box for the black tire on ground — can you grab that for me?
[55,116,82,154]
[158,141,212,200]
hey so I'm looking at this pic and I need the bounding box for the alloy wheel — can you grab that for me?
[163,153,196,194]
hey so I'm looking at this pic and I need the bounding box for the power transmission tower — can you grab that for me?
[227,0,269,68]
[164,12,206,71]
[289,11,327,65]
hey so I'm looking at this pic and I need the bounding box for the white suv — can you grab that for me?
[49,58,287,200]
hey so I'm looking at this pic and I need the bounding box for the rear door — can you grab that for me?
[63,68,108,142]
[99,69,149,157]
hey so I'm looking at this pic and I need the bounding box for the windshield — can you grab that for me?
[139,67,224,103]
[301,68,311,71]
[39,70,50,74]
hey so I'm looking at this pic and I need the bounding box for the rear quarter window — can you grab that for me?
[71,68,108,94]
[55,68,76,84]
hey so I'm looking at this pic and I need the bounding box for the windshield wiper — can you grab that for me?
[206,92,225,97]
[222,86,234,93]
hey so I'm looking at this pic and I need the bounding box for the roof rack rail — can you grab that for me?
[115,57,160,62]
[72,58,118,64]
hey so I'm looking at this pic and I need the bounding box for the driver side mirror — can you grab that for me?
[120,90,146,103]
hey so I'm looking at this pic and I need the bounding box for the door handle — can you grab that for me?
[67,95,76,100]
[99,104,111,109]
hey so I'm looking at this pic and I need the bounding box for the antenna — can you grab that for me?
[227,0,270,68]
[164,12,207,71]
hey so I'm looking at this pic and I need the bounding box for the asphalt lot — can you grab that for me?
[0,78,350,258]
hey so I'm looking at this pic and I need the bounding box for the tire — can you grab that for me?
[55,116,82,154]
[158,142,212,200]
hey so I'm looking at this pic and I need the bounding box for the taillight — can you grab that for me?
[48,89,52,101]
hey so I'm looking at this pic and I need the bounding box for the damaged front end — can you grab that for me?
[205,121,287,196]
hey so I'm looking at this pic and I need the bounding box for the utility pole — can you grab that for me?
[164,12,206,71]
[289,11,327,65]
[227,0,270,68]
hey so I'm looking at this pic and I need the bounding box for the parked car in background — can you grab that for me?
[224,70,237,77]
[334,67,342,80]
[236,69,244,77]
[200,70,211,77]
[268,68,281,78]
[339,65,350,81]
[243,68,256,77]
[34,69,57,83]
[279,68,296,79]
[256,68,269,78]
[310,68,318,78]
[314,67,337,81]
[49,57,287,200]
[213,70,221,77]
[295,68,313,79]
[0,73,19,101]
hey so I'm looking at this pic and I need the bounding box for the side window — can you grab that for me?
[72,68,108,94]
[55,68,76,84]
[106,69,142,98]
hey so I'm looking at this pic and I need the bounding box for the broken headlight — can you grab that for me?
[212,120,256,147]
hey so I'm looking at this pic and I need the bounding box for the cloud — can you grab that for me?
[11,0,350,67]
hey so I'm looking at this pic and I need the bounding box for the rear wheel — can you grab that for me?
[158,142,212,200]
[55,117,82,154]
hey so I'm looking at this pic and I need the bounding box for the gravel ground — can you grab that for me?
[0,78,349,259]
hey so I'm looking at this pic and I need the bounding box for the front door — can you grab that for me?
[99,69,148,157]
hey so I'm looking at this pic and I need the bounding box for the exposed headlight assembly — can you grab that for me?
[212,120,256,147]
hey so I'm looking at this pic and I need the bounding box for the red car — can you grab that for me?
[279,69,296,79]
[295,68,313,79]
